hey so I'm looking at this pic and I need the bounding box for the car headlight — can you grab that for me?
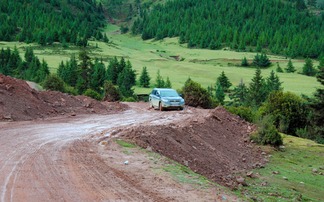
[161,98,169,103]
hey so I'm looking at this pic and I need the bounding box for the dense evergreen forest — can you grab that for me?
[132,0,324,58]
[0,0,106,46]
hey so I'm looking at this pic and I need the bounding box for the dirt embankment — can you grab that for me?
[121,107,267,188]
[0,74,127,121]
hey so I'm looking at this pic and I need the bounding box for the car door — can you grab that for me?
[149,90,158,108]
[152,90,160,107]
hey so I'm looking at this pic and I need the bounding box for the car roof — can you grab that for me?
[153,88,175,91]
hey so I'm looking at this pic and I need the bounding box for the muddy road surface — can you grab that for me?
[0,103,232,202]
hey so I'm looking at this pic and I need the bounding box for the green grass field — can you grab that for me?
[237,135,324,201]
[0,24,321,96]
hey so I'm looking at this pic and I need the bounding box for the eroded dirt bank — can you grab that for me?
[120,107,267,188]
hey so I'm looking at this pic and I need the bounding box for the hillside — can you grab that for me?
[0,0,106,45]
[132,0,324,58]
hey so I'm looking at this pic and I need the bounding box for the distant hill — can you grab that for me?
[131,0,324,59]
[0,0,106,46]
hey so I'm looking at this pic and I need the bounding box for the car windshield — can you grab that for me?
[160,90,179,97]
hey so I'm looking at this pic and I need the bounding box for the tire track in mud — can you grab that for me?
[65,140,170,202]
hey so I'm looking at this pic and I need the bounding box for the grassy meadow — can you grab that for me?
[237,135,324,201]
[0,24,321,96]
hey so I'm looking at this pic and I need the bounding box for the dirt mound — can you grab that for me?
[0,74,127,121]
[121,107,266,188]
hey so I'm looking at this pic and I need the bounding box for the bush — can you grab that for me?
[262,91,309,135]
[181,78,214,109]
[226,106,256,123]
[84,89,102,101]
[254,115,283,147]
[42,74,65,92]
[103,80,120,102]
[63,84,78,95]
[122,97,137,102]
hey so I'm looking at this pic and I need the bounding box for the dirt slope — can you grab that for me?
[121,106,267,188]
[0,74,126,121]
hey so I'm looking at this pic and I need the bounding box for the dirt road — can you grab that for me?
[1,103,233,202]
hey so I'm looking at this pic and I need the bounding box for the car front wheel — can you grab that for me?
[159,102,164,111]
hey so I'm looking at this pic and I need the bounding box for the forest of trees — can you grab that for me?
[0,47,49,83]
[132,0,324,58]
[0,0,106,46]
[57,53,136,99]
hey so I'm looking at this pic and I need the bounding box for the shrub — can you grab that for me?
[84,89,102,101]
[42,74,65,92]
[103,80,120,102]
[226,106,255,123]
[122,97,137,102]
[254,115,283,147]
[63,84,78,95]
[181,78,214,109]
[262,91,309,135]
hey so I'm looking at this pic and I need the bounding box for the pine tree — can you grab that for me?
[139,66,151,88]
[215,82,225,105]
[35,59,49,83]
[76,49,92,94]
[296,0,307,10]
[155,70,165,88]
[285,59,296,73]
[253,53,271,68]
[302,58,316,76]
[216,71,232,92]
[24,47,35,64]
[229,79,248,106]
[266,70,283,92]
[117,60,136,98]
[318,57,324,70]
[248,68,267,107]
[57,61,67,82]
[165,77,172,88]
[66,54,79,87]
[308,63,324,143]
[241,57,249,67]
[106,57,119,84]
[276,62,283,73]
[89,58,106,93]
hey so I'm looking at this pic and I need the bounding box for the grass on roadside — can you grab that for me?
[237,135,324,201]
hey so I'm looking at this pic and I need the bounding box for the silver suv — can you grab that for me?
[149,88,185,111]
